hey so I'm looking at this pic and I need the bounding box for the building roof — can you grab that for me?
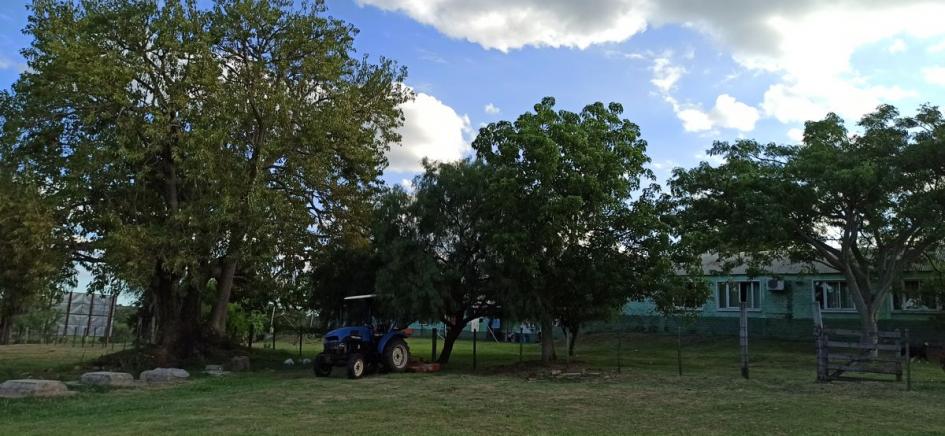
[698,254,839,276]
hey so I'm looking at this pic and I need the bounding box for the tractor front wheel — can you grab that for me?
[313,353,331,377]
[347,353,366,379]
[384,339,410,373]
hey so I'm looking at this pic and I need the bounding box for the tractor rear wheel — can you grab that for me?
[347,353,366,379]
[313,353,331,377]
[384,339,410,373]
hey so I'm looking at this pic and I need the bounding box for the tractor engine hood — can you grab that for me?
[323,326,370,342]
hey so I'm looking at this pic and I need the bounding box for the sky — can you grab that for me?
[2,0,945,294]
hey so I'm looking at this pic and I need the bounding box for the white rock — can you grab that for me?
[140,368,190,383]
[283,358,295,366]
[0,379,74,398]
[205,365,224,372]
[80,372,136,387]
[301,358,312,365]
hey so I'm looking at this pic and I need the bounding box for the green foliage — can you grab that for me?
[310,239,380,327]
[0,171,73,344]
[672,104,945,332]
[2,0,408,356]
[373,160,500,362]
[472,97,694,358]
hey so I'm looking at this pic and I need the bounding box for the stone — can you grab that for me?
[301,358,312,365]
[0,379,74,398]
[139,368,190,384]
[205,365,224,372]
[227,356,251,372]
[283,358,295,366]
[80,372,136,387]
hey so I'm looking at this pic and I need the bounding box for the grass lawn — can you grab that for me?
[1,333,944,435]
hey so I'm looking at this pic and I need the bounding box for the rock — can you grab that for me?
[283,358,295,366]
[549,369,562,376]
[0,379,75,398]
[80,372,136,387]
[205,365,224,372]
[140,368,190,384]
[301,358,312,365]
[227,356,251,372]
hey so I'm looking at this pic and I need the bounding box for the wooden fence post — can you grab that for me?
[905,329,911,391]
[739,302,749,379]
[472,327,478,371]
[518,325,524,363]
[895,329,903,382]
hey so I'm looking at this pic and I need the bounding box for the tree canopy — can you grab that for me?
[671,104,945,335]
[472,97,680,361]
[2,0,409,360]
[373,159,500,364]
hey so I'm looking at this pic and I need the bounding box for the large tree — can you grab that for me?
[472,97,658,362]
[671,104,945,338]
[3,0,408,360]
[373,160,501,364]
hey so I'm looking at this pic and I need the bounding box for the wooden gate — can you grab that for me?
[815,327,911,390]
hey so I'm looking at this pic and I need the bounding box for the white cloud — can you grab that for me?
[0,55,18,70]
[694,151,725,167]
[484,103,501,114]
[929,39,945,53]
[359,1,945,124]
[650,57,685,93]
[388,91,471,172]
[665,94,759,133]
[922,67,945,86]
[356,0,649,52]
[887,39,907,54]
[787,128,804,142]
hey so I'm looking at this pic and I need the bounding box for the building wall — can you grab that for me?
[621,272,942,341]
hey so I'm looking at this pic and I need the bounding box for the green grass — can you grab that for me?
[2,334,944,435]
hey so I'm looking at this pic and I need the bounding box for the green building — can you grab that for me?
[621,256,943,341]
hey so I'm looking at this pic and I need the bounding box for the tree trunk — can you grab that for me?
[436,321,464,365]
[0,315,13,345]
[540,316,556,363]
[861,304,880,355]
[566,324,579,357]
[208,257,238,337]
[152,260,203,363]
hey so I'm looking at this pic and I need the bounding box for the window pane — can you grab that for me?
[752,283,761,309]
[718,283,727,309]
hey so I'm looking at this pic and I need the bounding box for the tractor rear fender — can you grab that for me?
[377,331,407,354]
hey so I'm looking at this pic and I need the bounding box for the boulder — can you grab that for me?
[301,358,312,365]
[140,368,190,384]
[227,356,251,372]
[80,372,136,387]
[0,379,74,398]
[204,365,229,377]
[283,358,295,366]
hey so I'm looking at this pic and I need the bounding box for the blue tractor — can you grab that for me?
[313,294,412,379]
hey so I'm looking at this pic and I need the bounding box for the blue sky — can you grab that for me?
[2,0,945,295]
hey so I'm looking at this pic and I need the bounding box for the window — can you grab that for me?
[814,280,855,311]
[717,281,761,310]
[893,280,943,312]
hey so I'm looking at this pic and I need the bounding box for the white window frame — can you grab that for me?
[812,280,856,312]
[716,280,761,311]
[892,279,943,313]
